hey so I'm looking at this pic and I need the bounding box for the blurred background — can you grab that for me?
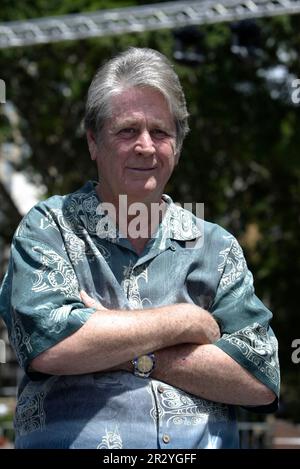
[1,0,300,449]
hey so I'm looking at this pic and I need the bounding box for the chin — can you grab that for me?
[126,180,159,195]
[127,187,160,203]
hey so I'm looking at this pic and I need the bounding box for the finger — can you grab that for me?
[80,290,100,308]
[80,290,107,310]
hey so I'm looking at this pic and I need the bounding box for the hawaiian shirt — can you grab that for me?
[0,181,280,449]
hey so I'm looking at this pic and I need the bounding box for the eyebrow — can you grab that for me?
[110,117,175,133]
[110,118,139,130]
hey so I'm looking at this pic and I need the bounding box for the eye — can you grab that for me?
[151,129,169,138]
[118,128,136,137]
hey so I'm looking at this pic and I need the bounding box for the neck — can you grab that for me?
[96,183,163,208]
[96,184,167,252]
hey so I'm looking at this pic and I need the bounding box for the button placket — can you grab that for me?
[153,383,173,448]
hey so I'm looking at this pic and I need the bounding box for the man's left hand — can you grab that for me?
[80,290,107,310]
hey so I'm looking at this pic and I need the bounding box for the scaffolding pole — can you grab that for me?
[1,0,300,49]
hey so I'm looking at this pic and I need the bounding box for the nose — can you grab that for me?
[134,130,155,157]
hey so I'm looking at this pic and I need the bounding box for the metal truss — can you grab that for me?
[0,0,300,49]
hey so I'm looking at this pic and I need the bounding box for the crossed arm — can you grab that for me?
[31,291,276,406]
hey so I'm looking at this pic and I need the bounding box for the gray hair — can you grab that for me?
[84,47,189,155]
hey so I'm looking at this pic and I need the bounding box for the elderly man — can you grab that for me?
[0,48,279,449]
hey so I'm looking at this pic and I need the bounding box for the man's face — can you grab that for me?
[87,87,177,206]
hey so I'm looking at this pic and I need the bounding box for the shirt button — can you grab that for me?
[170,244,176,251]
[157,385,165,394]
[162,434,170,444]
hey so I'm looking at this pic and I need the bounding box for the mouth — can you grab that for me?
[127,167,157,172]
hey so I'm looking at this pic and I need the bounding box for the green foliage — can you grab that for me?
[1,1,300,420]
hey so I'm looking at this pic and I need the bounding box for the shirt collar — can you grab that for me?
[160,194,202,242]
[65,181,202,243]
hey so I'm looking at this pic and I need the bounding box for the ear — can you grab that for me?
[174,149,180,166]
[86,130,98,161]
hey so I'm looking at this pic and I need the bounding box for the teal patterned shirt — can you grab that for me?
[0,181,280,449]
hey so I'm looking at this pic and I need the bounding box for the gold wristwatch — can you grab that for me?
[131,353,155,378]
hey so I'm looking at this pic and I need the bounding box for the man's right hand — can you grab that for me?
[172,303,221,345]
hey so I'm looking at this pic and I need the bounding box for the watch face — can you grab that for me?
[137,355,153,373]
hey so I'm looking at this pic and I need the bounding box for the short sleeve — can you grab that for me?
[0,235,96,370]
[211,236,280,411]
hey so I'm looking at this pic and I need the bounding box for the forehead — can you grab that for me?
[108,87,174,125]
